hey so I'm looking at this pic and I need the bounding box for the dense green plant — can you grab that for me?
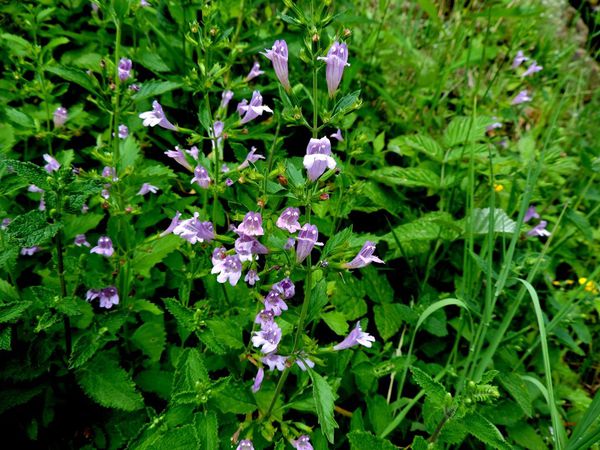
[1,0,599,449]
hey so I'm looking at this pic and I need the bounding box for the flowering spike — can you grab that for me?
[261,40,291,90]
[333,322,376,350]
[317,41,350,97]
[139,100,177,130]
[344,241,385,269]
[303,137,336,181]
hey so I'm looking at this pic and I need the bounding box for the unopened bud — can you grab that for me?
[312,33,319,42]
[320,193,330,200]
[210,27,218,36]
[277,175,288,186]
[343,28,351,37]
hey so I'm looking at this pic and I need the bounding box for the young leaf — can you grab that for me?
[347,431,398,450]
[195,410,218,450]
[370,167,440,189]
[410,366,448,404]
[307,367,338,443]
[134,81,182,102]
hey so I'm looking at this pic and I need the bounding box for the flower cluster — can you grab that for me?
[524,205,550,238]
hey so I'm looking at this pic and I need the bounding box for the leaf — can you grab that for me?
[0,301,32,323]
[321,311,348,336]
[152,425,199,450]
[135,369,173,400]
[1,33,33,54]
[363,266,394,303]
[389,134,443,161]
[119,137,141,170]
[332,90,361,117]
[5,210,61,247]
[0,387,44,415]
[443,116,489,147]
[0,278,19,301]
[163,298,195,343]
[370,167,440,189]
[321,227,353,259]
[137,51,171,72]
[461,412,511,450]
[4,107,36,129]
[46,65,99,95]
[209,379,257,414]
[134,81,182,102]
[498,372,532,417]
[62,213,104,239]
[171,348,209,404]
[374,303,415,340]
[0,159,50,190]
[195,410,218,450]
[132,234,181,277]
[307,279,329,324]
[0,327,11,350]
[410,366,447,404]
[131,320,166,362]
[347,431,399,450]
[307,367,338,443]
[469,208,517,235]
[76,353,144,411]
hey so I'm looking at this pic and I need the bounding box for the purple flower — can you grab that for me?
[160,211,182,237]
[236,440,254,450]
[20,246,40,256]
[28,184,44,193]
[251,322,282,354]
[512,50,528,69]
[81,204,89,213]
[102,166,118,180]
[118,124,129,139]
[303,137,336,181]
[129,83,140,91]
[511,90,532,105]
[191,165,211,189]
[486,118,502,132]
[185,145,198,161]
[262,40,290,90]
[295,354,315,371]
[211,254,243,286]
[211,247,227,272]
[137,183,159,195]
[235,234,269,262]
[330,128,344,141]
[91,2,99,13]
[255,309,275,328]
[317,41,350,97]
[237,99,248,117]
[524,205,540,223]
[101,187,110,200]
[239,91,273,125]
[38,197,46,211]
[236,211,264,236]
[140,0,150,6]
[276,207,301,233]
[53,106,68,127]
[251,367,264,393]
[344,241,385,269]
[296,224,322,263]
[173,212,214,244]
[238,146,265,170]
[333,322,376,350]
[74,234,91,247]
[221,164,230,173]
[1,218,11,230]
[43,154,60,173]
[165,146,193,171]
[118,58,132,81]
[139,100,177,131]
[246,62,265,81]
[221,90,234,109]
[245,269,259,286]
[90,236,114,257]
[225,178,234,187]
[273,278,295,299]
[527,220,551,237]
[522,61,543,77]
[87,287,119,309]
[284,237,295,250]
[291,435,314,450]
[264,290,288,316]
[262,354,287,371]
[212,121,224,149]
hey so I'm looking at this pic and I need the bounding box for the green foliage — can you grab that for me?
[307,367,338,443]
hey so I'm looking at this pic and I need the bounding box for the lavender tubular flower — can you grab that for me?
[512,50,528,68]
[165,146,193,171]
[137,183,159,195]
[527,220,551,237]
[251,322,282,354]
[221,90,234,109]
[139,100,177,131]
[303,137,336,181]
[53,106,68,127]
[235,234,268,262]
[295,353,315,371]
[245,269,259,286]
[191,165,211,189]
[236,211,264,236]
[296,224,321,263]
[118,124,129,139]
[252,367,264,393]
[262,354,287,371]
[246,62,264,81]
[333,322,375,350]
[239,91,273,124]
[262,40,290,90]
[118,58,132,81]
[330,128,344,141]
[317,42,350,97]
[524,205,540,223]
[522,61,543,77]
[255,309,275,329]
[291,435,314,450]
[238,146,265,170]
[173,213,214,244]
[276,207,301,232]
[99,286,119,309]
[344,241,385,269]
[74,234,91,247]
[43,154,60,173]
[21,246,40,256]
[211,254,243,286]
[160,211,181,237]
[212,121,224,149]
[90,236,114,257]
[511,90,532,105]
[273,277,295,299]
[264,290,288,316]
[237,440,254,450]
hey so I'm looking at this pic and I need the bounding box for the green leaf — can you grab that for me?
[195,411,218,450]
[4,107,36,129]
[374,303,415,340]
[306,367,338,443]
[506,423,547,450]
[410,366,447,404]
[0,159,50,190]
[134,81,182,102]
[370,167,440,189]
[137,51,171,72]
[132,235,181,277]
[362,265,394,303]
[76,353,144,411]
[1,33,33,54]
[119,137,141,170]
[0,278,19,302]
[171,348,209,404]
[347,431,398,450]
[332,90,361,117]
[461,412,511,450]
[321,311,348,336]
[5,210,61,247]
[443,116,489,147]
[498,372,532,417]
[63,213,104,239]
[131,320,166,362]
[46,65,99,95]
[0,327,11,350]
[209,379,257,414]
[0,387,44,415]
[135,369,173,400]
[307,279,329,324]
[469,208,517,235]
[163,298,195,343]
[389,134,443,161]
[0,301,32,323]
[152,425,199,450]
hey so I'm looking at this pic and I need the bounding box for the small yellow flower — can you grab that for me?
[579,277,588,285]
[494,184,504,192]
[552,280,561,286]
[565,279,574,285]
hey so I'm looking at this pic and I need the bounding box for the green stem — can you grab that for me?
[112,19,122,171]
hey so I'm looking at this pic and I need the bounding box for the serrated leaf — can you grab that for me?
[119,137,141,170]
[374,303,415,340]
[321,311,349,336]
[76,353,144,411]
[362,265,394,303]
[410,366,447,404]
[0,387,44,414]
[171,348,209,404]
[46,65,99,95]
[347,431,398,450]
[62,213,104,239]
[153,425,199,450]
[0,159,50,190]
[0,278,19,301]
[132,234,180,277]
[209,379,257,414]
[0,327,11,350]
[390,134,443,161]
[0,301,32,323]
[332,90,361,117]
[5,210,61,247]
[4,107,36,128]
[137,51,171,72]
[461,412,511,450]
[136,369,173,400]
[134,81,182,102]
[443,116,489,147]
[370,167,440,189]
[498,372,532,417]
[195,410,218,450]
[163,298,195,343]
[307,368,338,443]
[131,320,166,362]
[469,208,516,235]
